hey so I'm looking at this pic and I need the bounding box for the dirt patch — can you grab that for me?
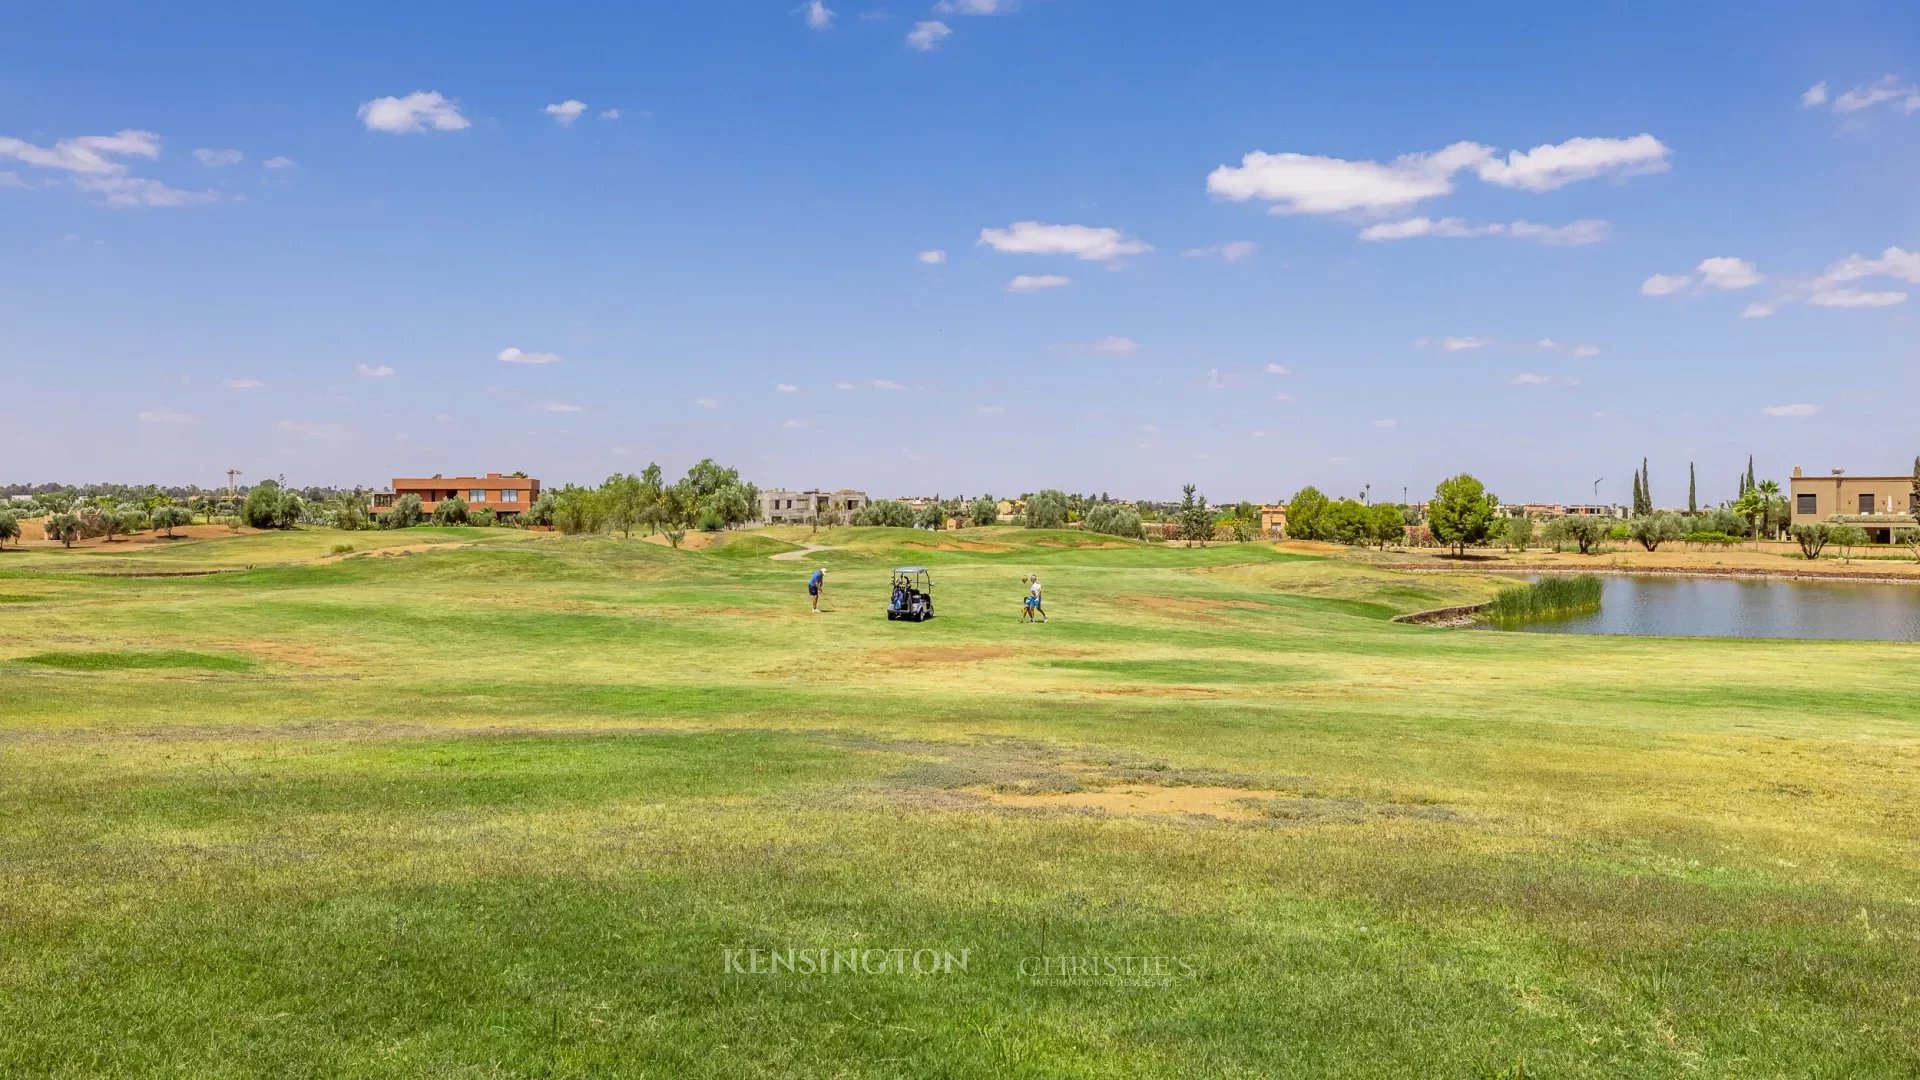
[902,540,1012,553]
[970,784,1271,819]
[15,521,258,548]
[641,531,725,550]
[868,645,1015,664]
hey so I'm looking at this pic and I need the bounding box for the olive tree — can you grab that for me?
[852,499,916,528]
[1083,503,1144,540]
[969,497,998,527]
[1025,489,1069,529]
[0,510,18,549]
[432,495,469,526]
[1629,512,1683,552]
[384,494,424,529]
[151,505,191,538]
[1792,523,1833,560]
[1547,514,1609,555]
[48,512,83,548]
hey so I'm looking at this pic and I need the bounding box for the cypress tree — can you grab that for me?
[1688,462,1697,514]
[1746,455,1756,494]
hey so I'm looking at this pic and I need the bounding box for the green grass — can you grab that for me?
[1486,572,1605,622]
[2,527,1919,1077]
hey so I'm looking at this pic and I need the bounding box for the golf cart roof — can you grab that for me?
[893,566,930,574]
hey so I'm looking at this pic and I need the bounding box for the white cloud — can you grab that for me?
[1818,246,1920,286]
[1007,274,1070,293]
[917,249,947,264]
[906,20,952,50]
[262,156,295,169]
[1181,240,1258,262]
[544,100,589,126]
[222,378,264,390]
[137,406,194,424]
[1509,373,1552,385]
[800,0,834,29]
[1640,273,1692,297]
[1535,338,1601,358]
[539,402,585,413]
[1440,336,1489,351]
[1761,403,1818,417]
[693,397,721,409]
[1808,288,1906,308]
[782,418,809,429]
[1741,302,1777,319]
[1473,134,1670,191]
[193,148,243,167]
[935,0,1011,12]
[497,347,561,365]
[278,419,351,440]
[979,221,1150,262]
[1264,362,1291,375]
[834,381,856,391]
[1209,134,1666,215]
[1697,256,1761,290]
[776,383,800,393]
[1373,418,1397,428]
[978,403,1005,414]
[871,379,906,391]
[355,363,394,378]
[1801,82,1829,108]
[1274,393,1291,402]
[599,109,621,121]
[1827,75,1920,115]
[357,91,470,134]
[0,129,216,208]
[1358,216,1609,245]
[1207,141,1491,215]
[1075,335,1139,354]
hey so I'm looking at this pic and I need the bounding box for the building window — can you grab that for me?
[1796,494,1817,515]
[469,489,486,502]
[1858,493,1876,514]
[500,489,518,504]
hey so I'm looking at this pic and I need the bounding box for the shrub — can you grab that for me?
[330,543,355,555]
[431,496,469,526]
[1831,525,1869,563]
[242,481,303,529]
[852,499,915,528]
[696,506,725,532]
[1502,513,1534,552]
[383,494,424,529]
[523,491,557,527]
[1082,503,1144,540]
[1683,530,1741,547]
[1025,490,1069,530]
[470,508,496,528]
[116,507,150,537]
[1545,515,1608,555]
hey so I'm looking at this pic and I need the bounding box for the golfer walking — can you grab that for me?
[1028,573,1047,623]
[809,566,827,613]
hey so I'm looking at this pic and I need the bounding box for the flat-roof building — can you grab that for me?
[371,473,540,521]
[1789,466,1917,543]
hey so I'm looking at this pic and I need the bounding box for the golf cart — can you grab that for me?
[888,567,935,622]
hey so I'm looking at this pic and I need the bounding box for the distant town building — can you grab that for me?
[1257,504,1288,539]
[1790,466,1917,543]
[371,473,539,521]
[760,488,868,525]
[1563,503,1627,519]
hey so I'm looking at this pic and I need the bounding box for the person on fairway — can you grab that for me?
[1030,573,1047,622]
[809,566,827,613]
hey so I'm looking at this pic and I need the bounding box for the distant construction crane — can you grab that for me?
[226,468,243,500]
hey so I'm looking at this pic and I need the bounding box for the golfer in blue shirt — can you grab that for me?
[809,567,827,613]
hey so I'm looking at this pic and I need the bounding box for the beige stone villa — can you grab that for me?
[1789,466,1918,543]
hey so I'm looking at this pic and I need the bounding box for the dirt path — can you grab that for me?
[770,543,833,562]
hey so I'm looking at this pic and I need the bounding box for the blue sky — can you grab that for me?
[4,1,1917,507]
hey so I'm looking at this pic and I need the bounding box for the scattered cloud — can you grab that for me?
[1535,338,1602,358]
[1207,134,1667,216]
[544,100,589,126]
[782,418,809,429]
[1761,403,1818,417]
[192,148,243,167]
[0,129,217,207]
[776,383,800,393]
[799,0,834,30]
[1181,240,1258,262]
[222,378,264,390]
[871,379,906,391]
[277,419,351,440]
[1414,335,1490,352]
[1509,373,1552,385]
[1697,256,1762,290]
[1808,288,1906,308]
[978,403,1005,414]
[906,20,952,50]
[599,108,621,121]
[1373,418,1397,428]
[1640,273,1692,296]
[1007,273,1071,293]
[539,402,585,413]
[262,156,295,169]
[834,381,856,390]
[917,249,947,264]
[137,406,194,424]
[1803,75,1920,115]
[357,91,470,134]
[935,0,1012,12]
[497,347,561,365]
[1817,246,1920,286]
[692,397,721,409]
[355,363,395,378]
[1264,363,1291,375]
[1358,216,1609,246]
[1064,335,1139,354]
[1741,302,1777,319]
[979,221,1150,262]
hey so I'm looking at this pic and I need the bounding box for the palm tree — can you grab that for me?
[1754,479,1783,539]
[1734,488,1766,544]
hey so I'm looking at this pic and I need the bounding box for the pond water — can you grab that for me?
[1496,574,1920,641]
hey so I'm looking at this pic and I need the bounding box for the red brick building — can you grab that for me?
[371,473,540,521]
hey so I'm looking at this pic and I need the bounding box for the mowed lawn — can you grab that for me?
[2,526,1918,1078]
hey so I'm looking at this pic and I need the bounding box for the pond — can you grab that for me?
[1496,574,1920,641]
